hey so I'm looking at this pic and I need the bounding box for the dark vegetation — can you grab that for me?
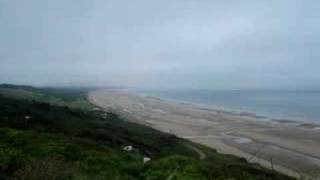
[0,84,93,109]
[0,84,294,179]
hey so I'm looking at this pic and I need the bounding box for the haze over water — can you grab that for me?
[139,89,320,123]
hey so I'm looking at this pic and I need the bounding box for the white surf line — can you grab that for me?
[137,103,145,107]
[152,108,166,113]
[312,127,320,131]
[234,137,252,144]
[182,134,219,139]
[195,118,220,125]
[221,131,252,144]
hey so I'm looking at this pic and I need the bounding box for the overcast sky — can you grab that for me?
[0,0,319,89]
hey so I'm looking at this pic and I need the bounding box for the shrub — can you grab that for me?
[13,157,71,180]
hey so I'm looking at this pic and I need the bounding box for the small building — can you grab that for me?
[123,145,133,152]
[143,157,151,163]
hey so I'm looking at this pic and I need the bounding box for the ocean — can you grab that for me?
[137,89,320,123]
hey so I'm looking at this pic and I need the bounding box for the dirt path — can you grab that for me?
[166,168,178,180]
[185,144,207,160]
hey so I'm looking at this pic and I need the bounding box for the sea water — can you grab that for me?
[137,89,320,123]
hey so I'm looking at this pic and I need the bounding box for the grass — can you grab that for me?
[0,84,294,180]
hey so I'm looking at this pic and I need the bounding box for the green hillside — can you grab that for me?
[0,85,293,180]
[0,84,93,110]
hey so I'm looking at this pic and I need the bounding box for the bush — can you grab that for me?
[0,148,25,178]
[13,157,71,180]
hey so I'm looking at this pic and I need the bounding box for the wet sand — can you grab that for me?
[89,90,320,179]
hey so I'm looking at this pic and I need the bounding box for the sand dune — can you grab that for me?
[89,90,320,179]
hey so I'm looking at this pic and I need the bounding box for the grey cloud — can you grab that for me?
[0,0,319,89]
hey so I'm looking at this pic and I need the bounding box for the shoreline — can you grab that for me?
[89,89,320,179]
[134,90,320,127]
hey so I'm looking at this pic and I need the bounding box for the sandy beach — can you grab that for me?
[89,90,320,179]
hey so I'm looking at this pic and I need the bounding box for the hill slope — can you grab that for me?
[0,85,293,180]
